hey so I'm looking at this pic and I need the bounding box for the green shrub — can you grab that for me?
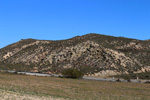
[123,76,131,82]
[62,68,83,79]
[116,78,121,82]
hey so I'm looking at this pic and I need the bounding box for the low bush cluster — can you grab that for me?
[62,68,83,79]
[114,71,150,80]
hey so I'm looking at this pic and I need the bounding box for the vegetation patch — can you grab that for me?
[62,68,83,79]
[114,72,150,80]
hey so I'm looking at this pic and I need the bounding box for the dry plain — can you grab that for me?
[0,73,150,100]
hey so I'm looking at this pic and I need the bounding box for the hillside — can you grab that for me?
[0,33,150,76]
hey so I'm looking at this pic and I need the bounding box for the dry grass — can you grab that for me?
[0,89,64,100]
[0,73,150,100]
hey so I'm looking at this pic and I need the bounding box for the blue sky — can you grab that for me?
[0,0,150,48]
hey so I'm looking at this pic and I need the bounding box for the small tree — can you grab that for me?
[123,76,131,82]
[62,68,83,79]
[116,78,121,82]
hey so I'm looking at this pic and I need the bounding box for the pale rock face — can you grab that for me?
[3,52,13,59]
[2,41,41,60]
[135,66,150,73]
[116,42,143,50]
[105,48,138,68]
[21,41,38,49]
[90,70,120,77]
[63,64,72,69]
[46,41,99,64]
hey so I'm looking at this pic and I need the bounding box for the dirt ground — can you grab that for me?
[0,89,65,100]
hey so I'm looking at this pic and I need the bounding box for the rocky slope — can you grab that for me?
[0,33,150,76]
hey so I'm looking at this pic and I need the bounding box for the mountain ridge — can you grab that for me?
[0,33,150,76]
